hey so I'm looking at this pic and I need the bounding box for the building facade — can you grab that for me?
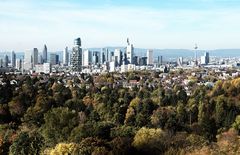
[71,38,83,72]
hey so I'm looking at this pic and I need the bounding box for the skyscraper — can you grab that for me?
[0,59,3,67]
[24,48,38,71]
[92,51,100,65]
[71,38,82,72]
[32,48,38,67]
[63,46,69,66]
[114,49,122,66]
[83,50,92,66]
[43,44,47,63]
[50,53,58,65]
[16,59,22,71]
[126,38,134,64]
[158,56,163,66]
[147,49,153,65]
[11,51,16,68]
[24,50,32,70]
[205,52,210,64]
[200,52,210,65]
[3,55,9,68]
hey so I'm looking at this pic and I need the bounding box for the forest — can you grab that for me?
[0,71,240,155]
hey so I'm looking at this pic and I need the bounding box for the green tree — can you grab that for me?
[132,127,168,154]
[232,115,240,133]
[40,107,79,147]
[9,132,43,155]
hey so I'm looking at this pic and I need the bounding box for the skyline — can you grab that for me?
[1,0,240,51]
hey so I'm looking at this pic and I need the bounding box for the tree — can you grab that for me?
[124,107,135,125]
[232,115,240,133]
[132,127,168,154]
[64,98,86,112]
[40,107,79,147]
[198,102,217,141]
[46,143,80,155]
[78,137,108,155]
[9,132,43,155]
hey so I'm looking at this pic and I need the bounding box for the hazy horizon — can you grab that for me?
[1,0,240,51]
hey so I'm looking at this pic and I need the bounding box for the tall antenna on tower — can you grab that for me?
[127,38,130,46]
[194,44,198,66]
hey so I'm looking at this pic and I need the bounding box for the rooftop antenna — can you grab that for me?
[127,38,130,46]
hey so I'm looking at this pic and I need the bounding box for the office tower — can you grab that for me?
[16,59,22,71]
[139,57,147,66]
[43,44,47,63]
[38,54,43,64]
[147,49,153,65]
[133,56,138,66]
[92,51,100,65]
[126,38,134,64]
[0,59,3,67]
[200,52,210,65]
[114,49,122,66]
[101,51,106,64]
[24,50,32,70]
[71,38,83,72]
[50,53,57,65]
[83,50,92,66]
[3,55,8,67]
[101,48,109,63]
[56,55,59,64]
[63,47,69,66]
[200,56,206,65]
[11,51,16,68]
[158,56,163,66]
[106,49,111,62]
[32,48,38,67]
[205,52,210,64]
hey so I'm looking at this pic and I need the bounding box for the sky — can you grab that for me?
[1,0,240,52]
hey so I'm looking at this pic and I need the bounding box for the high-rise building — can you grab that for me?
[71,38,83,72]
[24,50,32,70]
[101,48,109,63]
[126,38,134,64]
[139,57,147,66]
[24,48,38,70]
[92,51,100,65]
[0,59,3,67]
[50,53,58,65]
[3,55,8,68]
[200,52,210,65]
[63,47,69,66]
[147,49,153,65]
[114,49,122,66]
[38,54,43,64]
[205,52,210,64]
[158,56,163,66]
[83,50,92,66]
[43,44,47,63]
[16,59,22,71]
[32,48,38,67]
[11,51,16,68]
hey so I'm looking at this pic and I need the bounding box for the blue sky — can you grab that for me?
[1,0,240,51]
